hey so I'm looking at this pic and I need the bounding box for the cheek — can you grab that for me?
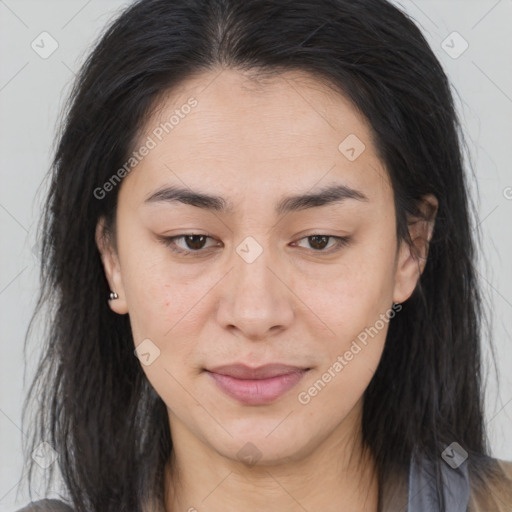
[298,282,394,418]
[120,211,397,342]
[119,246,223,392]
[117,227,196,335]
[309,242,396,329]
[121,254,205,412]
[303,233,397,389]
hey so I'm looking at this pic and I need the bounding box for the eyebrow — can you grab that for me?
[144,183,368,215]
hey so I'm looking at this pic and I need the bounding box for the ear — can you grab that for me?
[393,193,438,304]
[95,216,129,315]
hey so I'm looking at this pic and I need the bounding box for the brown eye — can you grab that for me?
[295,235,351,253]
[181,235,209,250]
[159,233,218,256]
[159,233,350,257]
[307,235,330,250]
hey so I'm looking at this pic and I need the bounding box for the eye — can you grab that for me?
[293,235,351,253]
[159,234,218,256]
[158,233,351,257]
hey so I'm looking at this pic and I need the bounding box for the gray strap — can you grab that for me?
[407,453,470,512]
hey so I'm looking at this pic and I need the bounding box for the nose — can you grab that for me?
[215,239,295,342]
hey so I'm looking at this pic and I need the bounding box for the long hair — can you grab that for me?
[21,0,499,510]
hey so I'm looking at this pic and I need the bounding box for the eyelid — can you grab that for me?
[158,233,351,256]
[293,234,351,252]
[158,233,217,256]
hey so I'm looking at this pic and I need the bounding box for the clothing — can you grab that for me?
[14,457,512,511]
[407,453,472,511]
[14,499,73,511]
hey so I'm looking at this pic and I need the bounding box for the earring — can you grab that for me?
[109,291,119,300]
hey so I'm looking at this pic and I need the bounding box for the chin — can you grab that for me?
[204,424,316,467]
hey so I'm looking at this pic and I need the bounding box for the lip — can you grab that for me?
[205,363,310,405]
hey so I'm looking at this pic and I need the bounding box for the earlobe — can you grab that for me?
[95,217,129,315]
[393,194,438,304]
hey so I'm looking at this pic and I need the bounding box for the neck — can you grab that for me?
[163,402,379,512]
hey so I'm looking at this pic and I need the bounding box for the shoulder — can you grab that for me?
[496,458,512,479]
[469,458,512,512]
[13,499,74,512]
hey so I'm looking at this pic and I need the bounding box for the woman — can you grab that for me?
[17,0,512,511]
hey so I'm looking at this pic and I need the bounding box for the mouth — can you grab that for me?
[205,363,311,405]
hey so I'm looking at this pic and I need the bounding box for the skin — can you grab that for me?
[96,67,437,512]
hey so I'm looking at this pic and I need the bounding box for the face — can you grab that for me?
[96,68,434,466]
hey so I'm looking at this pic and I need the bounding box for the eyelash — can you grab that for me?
[158,233,351,257]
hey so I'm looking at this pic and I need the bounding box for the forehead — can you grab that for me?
[120,68,390,206]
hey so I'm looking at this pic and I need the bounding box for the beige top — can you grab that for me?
[468,459,512,511]
[380,457,512,512]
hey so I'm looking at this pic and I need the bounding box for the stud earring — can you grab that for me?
[109,291,119,300]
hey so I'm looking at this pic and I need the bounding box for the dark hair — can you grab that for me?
[22,0,501,511]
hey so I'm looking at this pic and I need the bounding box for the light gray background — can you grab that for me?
[1,0,511,510]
